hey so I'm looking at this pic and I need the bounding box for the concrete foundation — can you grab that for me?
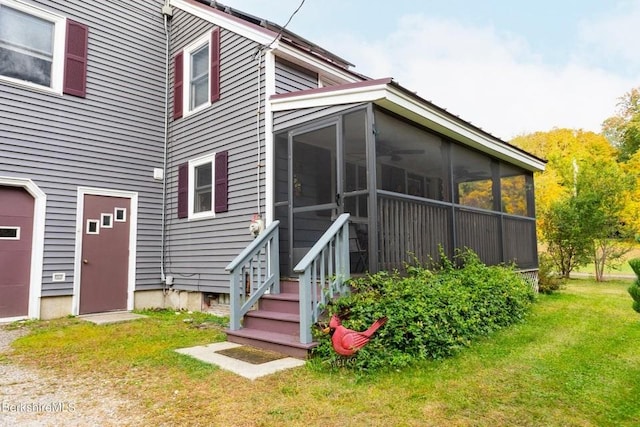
[40,296,73,320]
[163,289,203,312]
[38,291,227,320]
[133,290,166,310]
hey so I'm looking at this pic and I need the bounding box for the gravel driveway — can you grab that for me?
[0,325,143,426]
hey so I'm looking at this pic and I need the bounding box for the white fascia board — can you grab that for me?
[270,85,545,172]
[273,42,362,84]
[171,1,361,85]
[170,0,276,44]
[270,83,388,112]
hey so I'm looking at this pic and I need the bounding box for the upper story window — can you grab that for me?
[173,28,220,119]
[0,0,63,91]
[189,42,209,111]
[0,0,87,96]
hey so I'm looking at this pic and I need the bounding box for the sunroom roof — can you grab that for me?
[270,78,546,172]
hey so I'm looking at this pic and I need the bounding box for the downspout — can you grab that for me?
[161,1,173,285]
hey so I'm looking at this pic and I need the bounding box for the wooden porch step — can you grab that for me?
[225,327,317,359]
[243,310,300,335]
[259,292,300,314]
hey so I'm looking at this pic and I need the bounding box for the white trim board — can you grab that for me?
[0,176,46,321]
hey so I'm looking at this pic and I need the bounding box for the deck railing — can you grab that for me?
[225,221,280,331]
[294,213,351,344]
[377,192,538,271]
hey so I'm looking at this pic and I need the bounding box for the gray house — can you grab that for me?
[1,0,544,353]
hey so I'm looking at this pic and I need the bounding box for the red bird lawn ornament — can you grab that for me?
[326,314,388,356]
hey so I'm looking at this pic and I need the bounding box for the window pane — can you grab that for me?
[374,110,449,201]
[343,109,367,192]
[0,7,53,53]
[191,78,208,109]
[195,189,211,212]
[190,43,209,109]
[292,125,336,208]
[501,163,530,216]
[0,6,53,87]
[191,44,208,77]
[194,162,212,213]
[0,227,18,239]
[195,163,212,187]
[452,144,494,210]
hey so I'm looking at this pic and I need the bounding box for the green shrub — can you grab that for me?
[627,258,640,314]
[311,250,535,373]
[537,252,563,294]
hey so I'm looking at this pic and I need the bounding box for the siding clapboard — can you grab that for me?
[165,8,267,293]
[0,0,166,295]
[275,58,318,94]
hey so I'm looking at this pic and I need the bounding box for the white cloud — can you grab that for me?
[319,14,637,140]
[578,0,640,72]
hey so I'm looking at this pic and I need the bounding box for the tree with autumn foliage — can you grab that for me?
[603,88,640,162]
[603,87,640,235]
[511,129,635,280]
[574,160,633,281]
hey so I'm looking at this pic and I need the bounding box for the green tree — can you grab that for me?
[602,87,640,162]
[628,259,640,313]
[539,159,631,281]
[511,129,616,238]
[539,196,591,278]
[575,160,632,281]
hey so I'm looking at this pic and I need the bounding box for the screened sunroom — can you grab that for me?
[270,79,545,276]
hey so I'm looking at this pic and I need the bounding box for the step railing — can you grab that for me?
[225,220,280,331]
[294,213,351,344]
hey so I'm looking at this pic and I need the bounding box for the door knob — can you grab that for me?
[83,259,88,264]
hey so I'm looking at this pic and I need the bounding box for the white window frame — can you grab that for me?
[182,31,211,117]
[0,0,66,94]
[0,226,20,240]
[101,213,113,228]
[188,152,216,220]
[114,207,126,222]
[86,219,99,235]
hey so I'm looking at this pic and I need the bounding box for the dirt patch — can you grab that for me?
[0,324,144,426]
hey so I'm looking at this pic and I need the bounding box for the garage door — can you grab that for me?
[0,186,34,318]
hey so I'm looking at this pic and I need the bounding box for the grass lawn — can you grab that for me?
[574,245,640,276]
[7,279,640,426]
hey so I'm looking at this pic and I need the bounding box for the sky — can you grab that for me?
[222,0,640,141]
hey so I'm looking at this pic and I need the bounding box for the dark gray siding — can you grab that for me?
[166,7,366,293]
[275,58,318,94]
[273,104,365,132]
[165,8,267,293]
[0,0,166,295]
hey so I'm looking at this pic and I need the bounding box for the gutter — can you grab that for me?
[161,1,173,285]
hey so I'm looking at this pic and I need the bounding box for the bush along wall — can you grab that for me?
[627,258,640,314]
[311,250,535,373]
